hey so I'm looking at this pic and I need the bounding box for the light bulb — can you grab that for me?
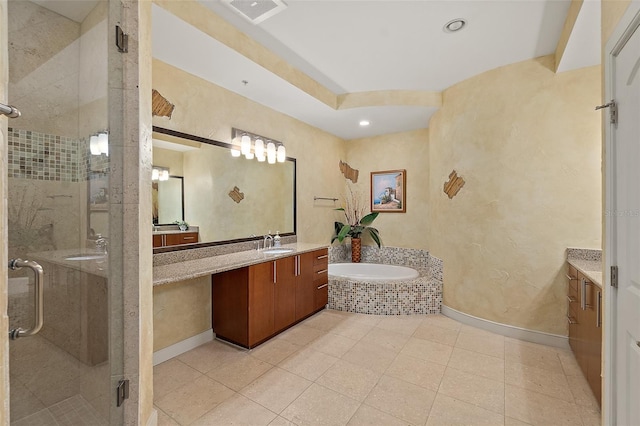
[266,142,276,164]
[245,151,255,160]
[256,154,266,162]
[151,168,159,181]
[97,132,109,156]
[254,139,264,157]
[90,135,100,155]
[241,135,251,155]
[231,136,241,157]
[277,145,286,163]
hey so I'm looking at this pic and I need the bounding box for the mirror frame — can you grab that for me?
[153,175,184,225]
[152,126,297,253]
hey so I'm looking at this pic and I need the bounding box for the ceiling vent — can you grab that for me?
[222,0,288,24]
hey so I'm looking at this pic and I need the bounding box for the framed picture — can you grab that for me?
[371,169,406,213]
[88,172,109,211]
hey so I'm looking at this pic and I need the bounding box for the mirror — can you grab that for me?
[152,127,296,251]
[153,176,184,225]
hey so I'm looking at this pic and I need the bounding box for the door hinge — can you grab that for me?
[116,379,129,407]
[115,25,128,53]
[595,100,617,124]
[611,265,618,288]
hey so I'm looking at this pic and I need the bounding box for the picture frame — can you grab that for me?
[88,172,109,211]
[371,169,406,213]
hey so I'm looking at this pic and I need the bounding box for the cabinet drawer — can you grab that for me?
[313,249,329,266]
[165,232,199,246]
[314,282,328,311]
[567,265,579,299]
[313,262,328,284]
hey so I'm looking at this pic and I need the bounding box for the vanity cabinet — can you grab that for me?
[212,248,328,348]
[567,265,602,405]
[153,231,199,248]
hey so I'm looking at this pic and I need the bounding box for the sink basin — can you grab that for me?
[263,248,294,255]
[64,253,106,261]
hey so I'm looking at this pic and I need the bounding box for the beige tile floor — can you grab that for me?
[154,310,601,426]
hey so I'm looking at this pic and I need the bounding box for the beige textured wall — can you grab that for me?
[152,59,345,244]
[427,56,601,335]
[153,277,211,350]
[602,0,632,45]
[8,0,80,138]
[344,129,430,249]
[153,146,184,175]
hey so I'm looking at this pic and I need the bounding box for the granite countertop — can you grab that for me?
[153,227,199,235]
[28,249,108,278]
[153,242,328,287]
[567,248,603,287]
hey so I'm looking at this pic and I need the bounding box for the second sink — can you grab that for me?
[263,248,294,255]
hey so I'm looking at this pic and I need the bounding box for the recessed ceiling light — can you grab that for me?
[443,18,466,33]
[359,120,370,127]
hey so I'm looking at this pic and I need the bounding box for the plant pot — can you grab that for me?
[179,224,188,231]
[351,237,362,263]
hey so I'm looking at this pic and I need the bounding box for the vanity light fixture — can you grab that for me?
[89,131,109,156]
[151,166,170,181]
[232,128,286,164]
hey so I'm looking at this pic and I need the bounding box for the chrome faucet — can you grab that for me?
[95,235,108,254]
[250,234,260,250]
[263,233,273,250]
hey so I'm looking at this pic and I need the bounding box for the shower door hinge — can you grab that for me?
[611,265,618,288]
[116,379,129,407]
[595,100,617,125]
[115,25,128,53]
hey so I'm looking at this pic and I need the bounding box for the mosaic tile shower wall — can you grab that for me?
[7,127,108,181]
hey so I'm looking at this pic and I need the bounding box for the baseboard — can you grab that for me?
[441,305,569,349]
[153,329,214,366]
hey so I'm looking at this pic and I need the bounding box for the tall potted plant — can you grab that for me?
[331,188,382,263]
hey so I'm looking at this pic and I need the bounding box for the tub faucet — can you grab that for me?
[263,233,273,250]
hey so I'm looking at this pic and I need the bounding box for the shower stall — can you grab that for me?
[3,0,124,423]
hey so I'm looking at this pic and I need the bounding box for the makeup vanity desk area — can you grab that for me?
[152,243,329,355]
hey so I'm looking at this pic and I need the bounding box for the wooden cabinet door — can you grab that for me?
[153,234,164,248]
[213,268,249,347]
[295,252,316,320]
[274,256,296,332]
[584,283,602,405]
[248,261,275,346]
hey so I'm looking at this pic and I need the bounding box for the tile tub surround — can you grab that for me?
[566,248,603,287]
[153,242,326,286]
[329,246,443,315]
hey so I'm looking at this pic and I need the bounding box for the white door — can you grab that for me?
[606,6,640,425]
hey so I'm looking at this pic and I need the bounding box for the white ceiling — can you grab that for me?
[33,0,602,140]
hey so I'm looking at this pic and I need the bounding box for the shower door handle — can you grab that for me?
[0,102,21,118]
[8,259,44,339]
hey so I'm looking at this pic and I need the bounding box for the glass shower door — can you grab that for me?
[5,1,113,423]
